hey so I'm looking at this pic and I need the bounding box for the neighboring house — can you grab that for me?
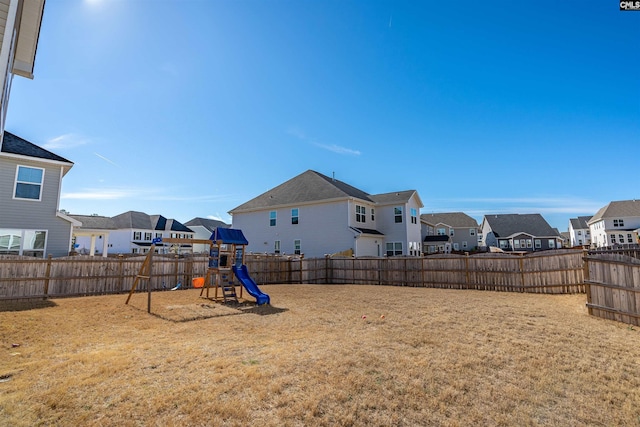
[587,200,640,248]
[479,213,563,252]
[184,217,230,253]
[0,0,46,137]
[69,214,117,257]
[229,170,424,258]
[421,212,479,253]
[73,211,195,255]
[568,216,592,247]
[0,132,77,257]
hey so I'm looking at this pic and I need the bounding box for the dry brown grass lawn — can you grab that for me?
[1,285,640,426]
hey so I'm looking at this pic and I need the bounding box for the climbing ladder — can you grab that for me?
[220,271,238,303]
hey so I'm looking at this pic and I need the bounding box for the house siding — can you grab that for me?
[232,200,355,258]
[0,156,71,257]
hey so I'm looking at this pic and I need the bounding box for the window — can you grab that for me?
[291,208,299,225]
[14,166,44,200]
[294,239,301,255]
[614,219,625,227]
[133,232,142,240]
[394,207,403,223]
[155,233,162,239]
[499,240,509,249]
[611,234,616,243]
[577,230,582,235]
[535,239,541,249]
[0,229,46,257]
[132,248,139,254]
[453,243,459,251]
[386,242,403,256]
[449,229,454,236]
[548,239,556,249]
[269,211,276,227]
[371,209,375,221]
[144,232,152,241]
[410,208,417,224]
[526,239,532,248]
[619,234,625,243]
[274,240,280,254]
[462,241,467,248]
[514,240,520,249]
[520,239,526,248]
[437,228,446,236]
[469,228,476,236]
[628,234,633,243]
[356,205,366,223]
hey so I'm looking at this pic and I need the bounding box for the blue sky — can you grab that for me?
[6,0,639,231]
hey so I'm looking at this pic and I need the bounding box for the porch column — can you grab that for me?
[101,234,109,258]
[89,235,97,257]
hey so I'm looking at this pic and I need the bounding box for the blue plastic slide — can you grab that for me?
[232,264,270,305]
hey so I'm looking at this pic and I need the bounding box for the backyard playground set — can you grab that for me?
[125,228,270,313]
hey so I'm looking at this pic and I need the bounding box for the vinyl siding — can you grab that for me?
[232,201,355,258]
[0,156,72,257]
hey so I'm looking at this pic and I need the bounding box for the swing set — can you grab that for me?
[125,228,269,313]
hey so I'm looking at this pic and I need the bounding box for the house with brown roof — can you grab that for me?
[229,170,424,258]
[421,212,480,254]
[587,200,640,248]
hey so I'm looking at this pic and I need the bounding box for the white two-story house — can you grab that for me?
[229,170,424,258]
[568,216,592,247]
[73,211,195,255]
[588,200,640,248]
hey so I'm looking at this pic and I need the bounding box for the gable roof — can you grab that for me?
[230,170,374,213]
[369,190,423,207]
[483,214,560,238]
[0,131,72,164]
[588,200,640,224]
[421,212,478,228]
[69,215,117,230]
[112,211,193,233]
[569,216,591,230]
[184,217,230,233]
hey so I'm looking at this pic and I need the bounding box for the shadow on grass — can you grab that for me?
[130,300,288,323]
[0,299,57,312]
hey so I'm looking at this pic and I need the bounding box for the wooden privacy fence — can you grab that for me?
[0,250,586,300]
[584,253,640,326]
[0,254,211,300]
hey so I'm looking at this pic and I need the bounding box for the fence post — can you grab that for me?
[465,253,470,289]
[519,255,525,293]
[583,249,592,315]
[43,254,53,299]
[118,254,124,292]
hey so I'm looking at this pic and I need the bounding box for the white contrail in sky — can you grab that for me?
[94,152,119,167]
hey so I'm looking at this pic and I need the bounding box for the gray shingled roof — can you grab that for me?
[184,217,230,232]
[369,190,419,206]
[483,214,560,238]
[588,200,640,224]
[229,170,374,212]
[421,212,478,228]
[69,215,117,230]
[1,132,72,163]
[570,215,591,229]
[112,211,193,232]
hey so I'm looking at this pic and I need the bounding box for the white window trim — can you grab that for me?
[13,165,45,201]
